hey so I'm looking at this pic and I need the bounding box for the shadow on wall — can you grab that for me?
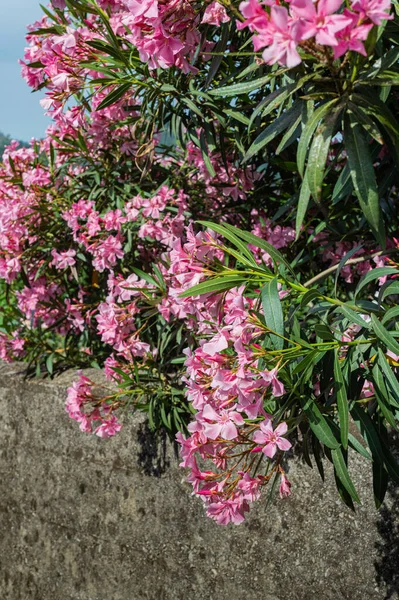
[137,422,171,477]
[374,433,399,599]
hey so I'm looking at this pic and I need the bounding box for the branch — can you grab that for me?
[303,248,399,288]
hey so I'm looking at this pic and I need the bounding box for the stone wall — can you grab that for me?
[0,361,398,600]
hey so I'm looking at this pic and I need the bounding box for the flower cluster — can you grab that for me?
[239,0,392,67]
[65,373,122,437]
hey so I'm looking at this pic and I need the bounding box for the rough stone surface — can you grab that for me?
[0,361,398,600]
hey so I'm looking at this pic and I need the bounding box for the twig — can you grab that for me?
[303,248,399,288]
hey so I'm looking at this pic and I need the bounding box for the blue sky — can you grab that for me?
[0,1,51,140]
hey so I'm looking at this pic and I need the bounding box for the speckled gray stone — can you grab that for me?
[0,361,398,600]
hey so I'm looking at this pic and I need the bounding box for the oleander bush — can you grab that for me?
[1,0,399,524]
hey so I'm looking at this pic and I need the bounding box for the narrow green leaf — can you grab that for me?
[355,267,399,298]
[373,458,389,509]
[334,351,349,449]
[371,314,399,355]
[307,107,341,201]
[344,113,385,246]
[179,276,248,298]
[373,364,397,428]
[297,98,339,177]
[300,397,340,449]
[300,288,323,308]
[97,82,132,111]
[336,305,372,329]
[209,72,283,97]
[351,404,399,484]
[295,175,311,239]
[196,221,259,266]
[331,447,360,503]
[377,348,399,409]
[261,277,284,350]
[222,224,296,276]
[348,433,372,461]
[244,103,302,163]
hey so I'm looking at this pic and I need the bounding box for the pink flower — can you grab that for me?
[128,0,159,21]
[253,419,292,458]
[201,405,244,440]
[51,0,66,8]
[279,473,292,498]
[95,415,122,438]
[290,0,352,47]
[202,2,231,26]
[260,368,286,397]
[51,249,76,269]
[334,10,373,58]
[202,331,229,355]
[261,6,304,68]
[351,0,392,25]
[206,497,249,525]
[238,0,270,32]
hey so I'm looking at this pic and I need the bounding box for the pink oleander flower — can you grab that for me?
[95,415,122,438]
[260,368,286,397]
[206,497,249,525]
[128,0,159,21]
[261,6,304,68]
[290,0,352,47]
[279,473,292,498]
[202,2,231,26]
[334,10,373,58]
[253,419,292,458]
[351,0,393,25]
[238,0,271,32]
[201,405,245,440]
[51,249,76,269]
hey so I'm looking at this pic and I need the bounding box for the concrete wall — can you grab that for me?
[0,361,398,600]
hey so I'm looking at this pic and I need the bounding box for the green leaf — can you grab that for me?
[222,224,296,276]
[179,275,248,298]
[348,433,372,461]
[373,458,389,509]
[130,267,158,287]
[382,306,399,325]
[377,348,399,409]
[300,288,323,308]
[205,22,230,88]
[306,107,341,201]
[244,103,302,163]
[344,113,385,246]
[336,305,372,329]
[332,163,353,204]
[331,447,360,503]
[196,221,259,267]
[373,364,397,428]
[97,82,132,111]
[295,175,311,239]
[351,404,399,485]
[261,277,284,350]
[355,267,399,297]
[334,351,349,449]
[209,71,287,97]
[248,84,296,131]
[380,280,399,302]
[300,397,340,449]
[297,98,339,177]
[199,130,216,178]
[371,314,399,355]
